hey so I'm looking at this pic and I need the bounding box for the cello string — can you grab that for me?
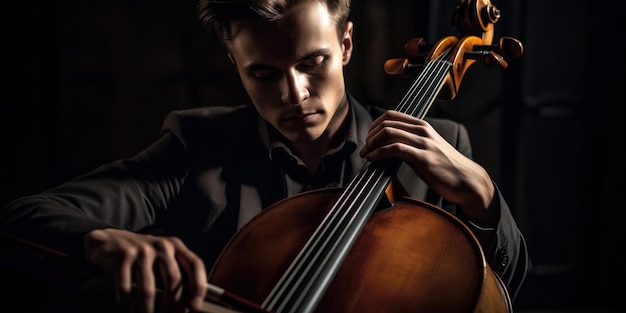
[398,50,452,118]
[262,158,378,309]
[265,162,385,311]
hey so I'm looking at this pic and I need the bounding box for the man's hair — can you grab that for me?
[198,0,351,45]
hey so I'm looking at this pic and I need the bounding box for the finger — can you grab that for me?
[368,110,407,129]
[369,117,429,140]
[362,127,425,161]
[135,246,157,313]
[115,246,138,304]
[362,118,428,157]
[173,240,208,311]
[156,261,168,313]
[154,240,183,312]
[369,110,424,131]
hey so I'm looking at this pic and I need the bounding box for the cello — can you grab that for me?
[208,0,523,312]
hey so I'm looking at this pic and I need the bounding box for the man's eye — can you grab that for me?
[252,70,278,80]
[301,55,326,69]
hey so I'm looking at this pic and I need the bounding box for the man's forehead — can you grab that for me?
[228,1,333,39]
[228,2,338,62]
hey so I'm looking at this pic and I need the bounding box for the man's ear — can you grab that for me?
[341,21,354,65]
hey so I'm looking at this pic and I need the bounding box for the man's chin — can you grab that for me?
[282,129,324,144]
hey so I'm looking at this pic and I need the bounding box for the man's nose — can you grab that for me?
[281,70,309,105]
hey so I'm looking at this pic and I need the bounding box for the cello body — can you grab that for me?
[209,188,511,313]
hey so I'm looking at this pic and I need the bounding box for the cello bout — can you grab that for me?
[209,189,513,313]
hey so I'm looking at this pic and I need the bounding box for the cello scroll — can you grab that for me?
[384,0,523,100]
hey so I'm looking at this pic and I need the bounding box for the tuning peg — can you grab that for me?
[465,36,523,68]
[403,38,431,57]
[498,37,523,60]
[484,51,508,68]
[464,50,508,68]
[472,36,524,61]
[384,58,423,77]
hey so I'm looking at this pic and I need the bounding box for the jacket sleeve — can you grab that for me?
[0,131,189,259]
[481,183,529,300]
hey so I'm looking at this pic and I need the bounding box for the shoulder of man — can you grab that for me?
[163,104,255,127]
[160,104,259,148]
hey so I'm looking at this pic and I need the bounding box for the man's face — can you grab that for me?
[227,1,353,143]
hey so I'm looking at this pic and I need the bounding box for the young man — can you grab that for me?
[0,0,527,312]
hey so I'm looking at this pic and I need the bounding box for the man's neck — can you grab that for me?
[292,96,350,174]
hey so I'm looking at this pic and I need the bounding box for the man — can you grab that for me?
[0,0,527,312]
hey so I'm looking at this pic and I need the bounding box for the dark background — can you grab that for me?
[1,0,624,312]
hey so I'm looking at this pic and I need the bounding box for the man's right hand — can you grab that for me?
[84,228,208,313]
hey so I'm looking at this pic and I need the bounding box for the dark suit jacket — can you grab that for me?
[0,95,528,304]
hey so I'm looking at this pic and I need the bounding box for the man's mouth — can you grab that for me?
[285,110,318,120]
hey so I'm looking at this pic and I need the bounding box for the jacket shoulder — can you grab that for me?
[160,105,258,153]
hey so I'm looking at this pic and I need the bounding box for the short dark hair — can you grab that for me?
[198,0,351,46]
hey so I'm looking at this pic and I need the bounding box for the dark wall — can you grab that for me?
[1,0,624,311]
